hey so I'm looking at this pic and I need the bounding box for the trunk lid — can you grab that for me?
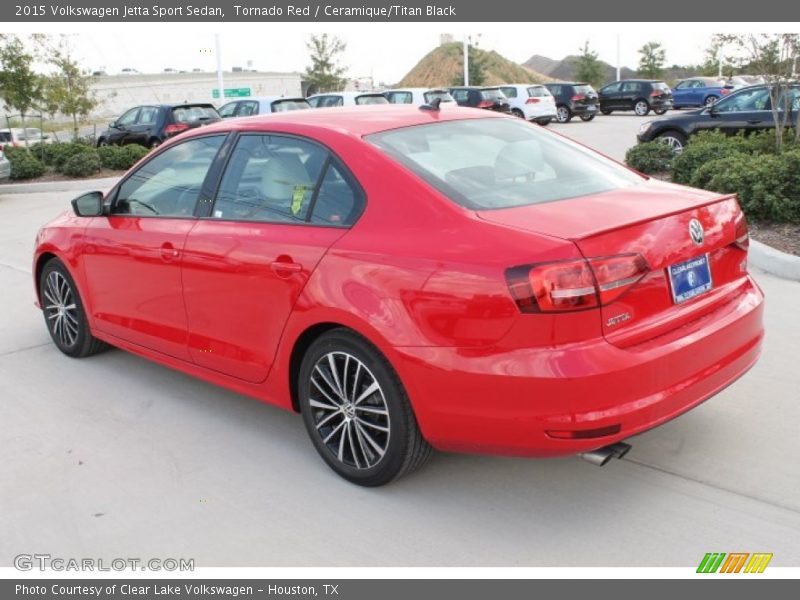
[478,181,748,347]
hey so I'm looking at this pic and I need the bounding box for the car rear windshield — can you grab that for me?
[423,90,453,103]
[355,94,389,105]
[652,82,670,91]
[527,86,551,97]
[271,99,310,112]
[367,118,642,210]
[480,88,507,101]
[573,85,595,95]
[172,105,220,123]
[0,132,12,142]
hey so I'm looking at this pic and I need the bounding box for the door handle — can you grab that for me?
[747,119,762,124]
[270,259,303,275]
[160,242,180,262]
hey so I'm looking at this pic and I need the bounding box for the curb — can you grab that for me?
[0,177,119,195]
[749,239,800,282]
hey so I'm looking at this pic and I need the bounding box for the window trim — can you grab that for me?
[202,131,367,229]
[106,133,229,220]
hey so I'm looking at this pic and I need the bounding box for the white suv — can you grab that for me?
[494,84,557,125]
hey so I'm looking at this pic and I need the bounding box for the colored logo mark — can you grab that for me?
[697,552,773,573]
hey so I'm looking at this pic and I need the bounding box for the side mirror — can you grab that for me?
[71,191,105,217]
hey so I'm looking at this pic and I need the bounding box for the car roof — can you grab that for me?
[181,104,505,138]
[309,91,384,98]
[386,87,448,93]
[225,96,306,103]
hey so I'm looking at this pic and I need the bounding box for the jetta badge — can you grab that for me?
[689,219,705,246]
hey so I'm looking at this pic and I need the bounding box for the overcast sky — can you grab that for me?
[15,23,728,83]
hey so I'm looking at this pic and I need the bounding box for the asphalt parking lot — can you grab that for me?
[1,115,799,568]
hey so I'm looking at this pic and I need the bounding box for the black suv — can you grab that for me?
[449,87,511,113]
[598,80,673,116]
[637,84,800,153]
[97,103,221,148]
[543,82,599,123]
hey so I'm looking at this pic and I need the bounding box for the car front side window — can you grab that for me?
[117,108,139,126]
[218,102,238,118]
[113,135,225,217]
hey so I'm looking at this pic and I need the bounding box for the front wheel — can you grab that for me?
[580,114,596,121]
[39,259,108,358]
[656,130,688,154]
[634,100,651,116]
[298,329,431,486]
[556,105,572,123]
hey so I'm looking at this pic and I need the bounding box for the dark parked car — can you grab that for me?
[97,103,221,148]
[637,84,800,152]
[543,82,599,123]
[599,80,673,116]
[449,87,511,113]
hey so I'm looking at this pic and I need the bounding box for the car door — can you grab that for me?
[181,133,363,382]
[672,80,694,106]
[109,107,140,145]
[599,82,621,109]
[129,106,159,146]
[619,81,641,109]
[217,101,240,119]
[707,86,774,135]
[80,135,227,359]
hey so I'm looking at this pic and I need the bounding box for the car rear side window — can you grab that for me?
[499,87,518,99]
[387,92,413,104]
[315,95,344,107]
[113,135,225,217]
[172,105,219,123]
[309,162,364,227]
[527,86,549,97]
[368,118,642,210]
[271,99,310,112]
[481,89,506,101]
[137,106,158,125]
[423,90,452,103]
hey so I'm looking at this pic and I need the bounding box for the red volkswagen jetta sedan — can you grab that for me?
[33,105,764,486]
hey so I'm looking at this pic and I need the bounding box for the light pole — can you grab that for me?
[215,34,224,103]
[463,35,469,86]
[616,33,621,81]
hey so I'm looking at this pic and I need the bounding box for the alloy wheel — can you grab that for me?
[43,271,79,348]
[704,96,718,107]
[659,135,684,154]
[556,107,569,122]
[308,351,391,470]
[634,101,649,116]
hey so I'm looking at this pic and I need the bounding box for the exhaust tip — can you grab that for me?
[579,442,632,466]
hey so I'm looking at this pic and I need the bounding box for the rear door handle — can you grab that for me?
[270,260,303,274]
[747,119,762,124]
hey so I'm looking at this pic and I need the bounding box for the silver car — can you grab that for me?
[0,151,11,182]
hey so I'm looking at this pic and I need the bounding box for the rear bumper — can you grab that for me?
[394,276,764,457]
[570,104,599,115]
[522,105,557,120]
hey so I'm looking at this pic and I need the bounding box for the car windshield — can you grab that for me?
[367,118,643,210]
[271,99,310,112]
[355,94,389,105]
[172,105,219,123]
[423,90,454,103]
[480,89,507,101]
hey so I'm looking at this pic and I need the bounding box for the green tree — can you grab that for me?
[39,35,98,141]
[303,34,347,94]
[574,41,604,88]
[0,34,43,127]
[453,36,487,86]
[637,41,666,79]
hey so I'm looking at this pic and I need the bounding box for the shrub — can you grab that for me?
[97,144,149,170]
[6,149,45,180]
[690,150,800,223]
[35,142,99,172]
[625,141,675,174]
[671,132,747,184]
[61,150,102,178]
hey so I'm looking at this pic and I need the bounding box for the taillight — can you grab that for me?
[526,97,541,104]
[734,212,749,250]
[477,100,494,108]
[650,90,661,97]
[721,88,731,95]
[506,254,649,313]
[164,123,189,136]
[571,94,585,102]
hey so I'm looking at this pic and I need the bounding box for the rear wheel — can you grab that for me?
[601,109,613,115]
[556,105,572,123]
[654,108,668,115]
[298,329,431,486]
[704,95,719,107]
[39,259,108,358]
[96,138,108,147]
[148,137,161,149]
[656,130,687,154]
[537,118,552,126]
[579,114,596,122]
[634,100,651,116]
[511,108,525,119]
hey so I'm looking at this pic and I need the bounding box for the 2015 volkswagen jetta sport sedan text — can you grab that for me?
[33,105,764,486]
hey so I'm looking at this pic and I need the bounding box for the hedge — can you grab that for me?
[4,148,46,180]
[624,141,675,174]
[62,151,102,178]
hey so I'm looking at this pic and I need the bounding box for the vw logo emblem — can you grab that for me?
[689,219,704,246]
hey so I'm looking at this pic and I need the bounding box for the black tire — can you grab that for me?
[653,108,668,115]
[298,328,431,486]
[555,105,572,123]
[656,130,688,153]
[511,109,525,119]
[39,258,108,358]
[579,114,596,122]
[703,95,718,107]
[148,138,161,149]
[537,118,552,126]
[96,138,108,147]
[601,109,613,115]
